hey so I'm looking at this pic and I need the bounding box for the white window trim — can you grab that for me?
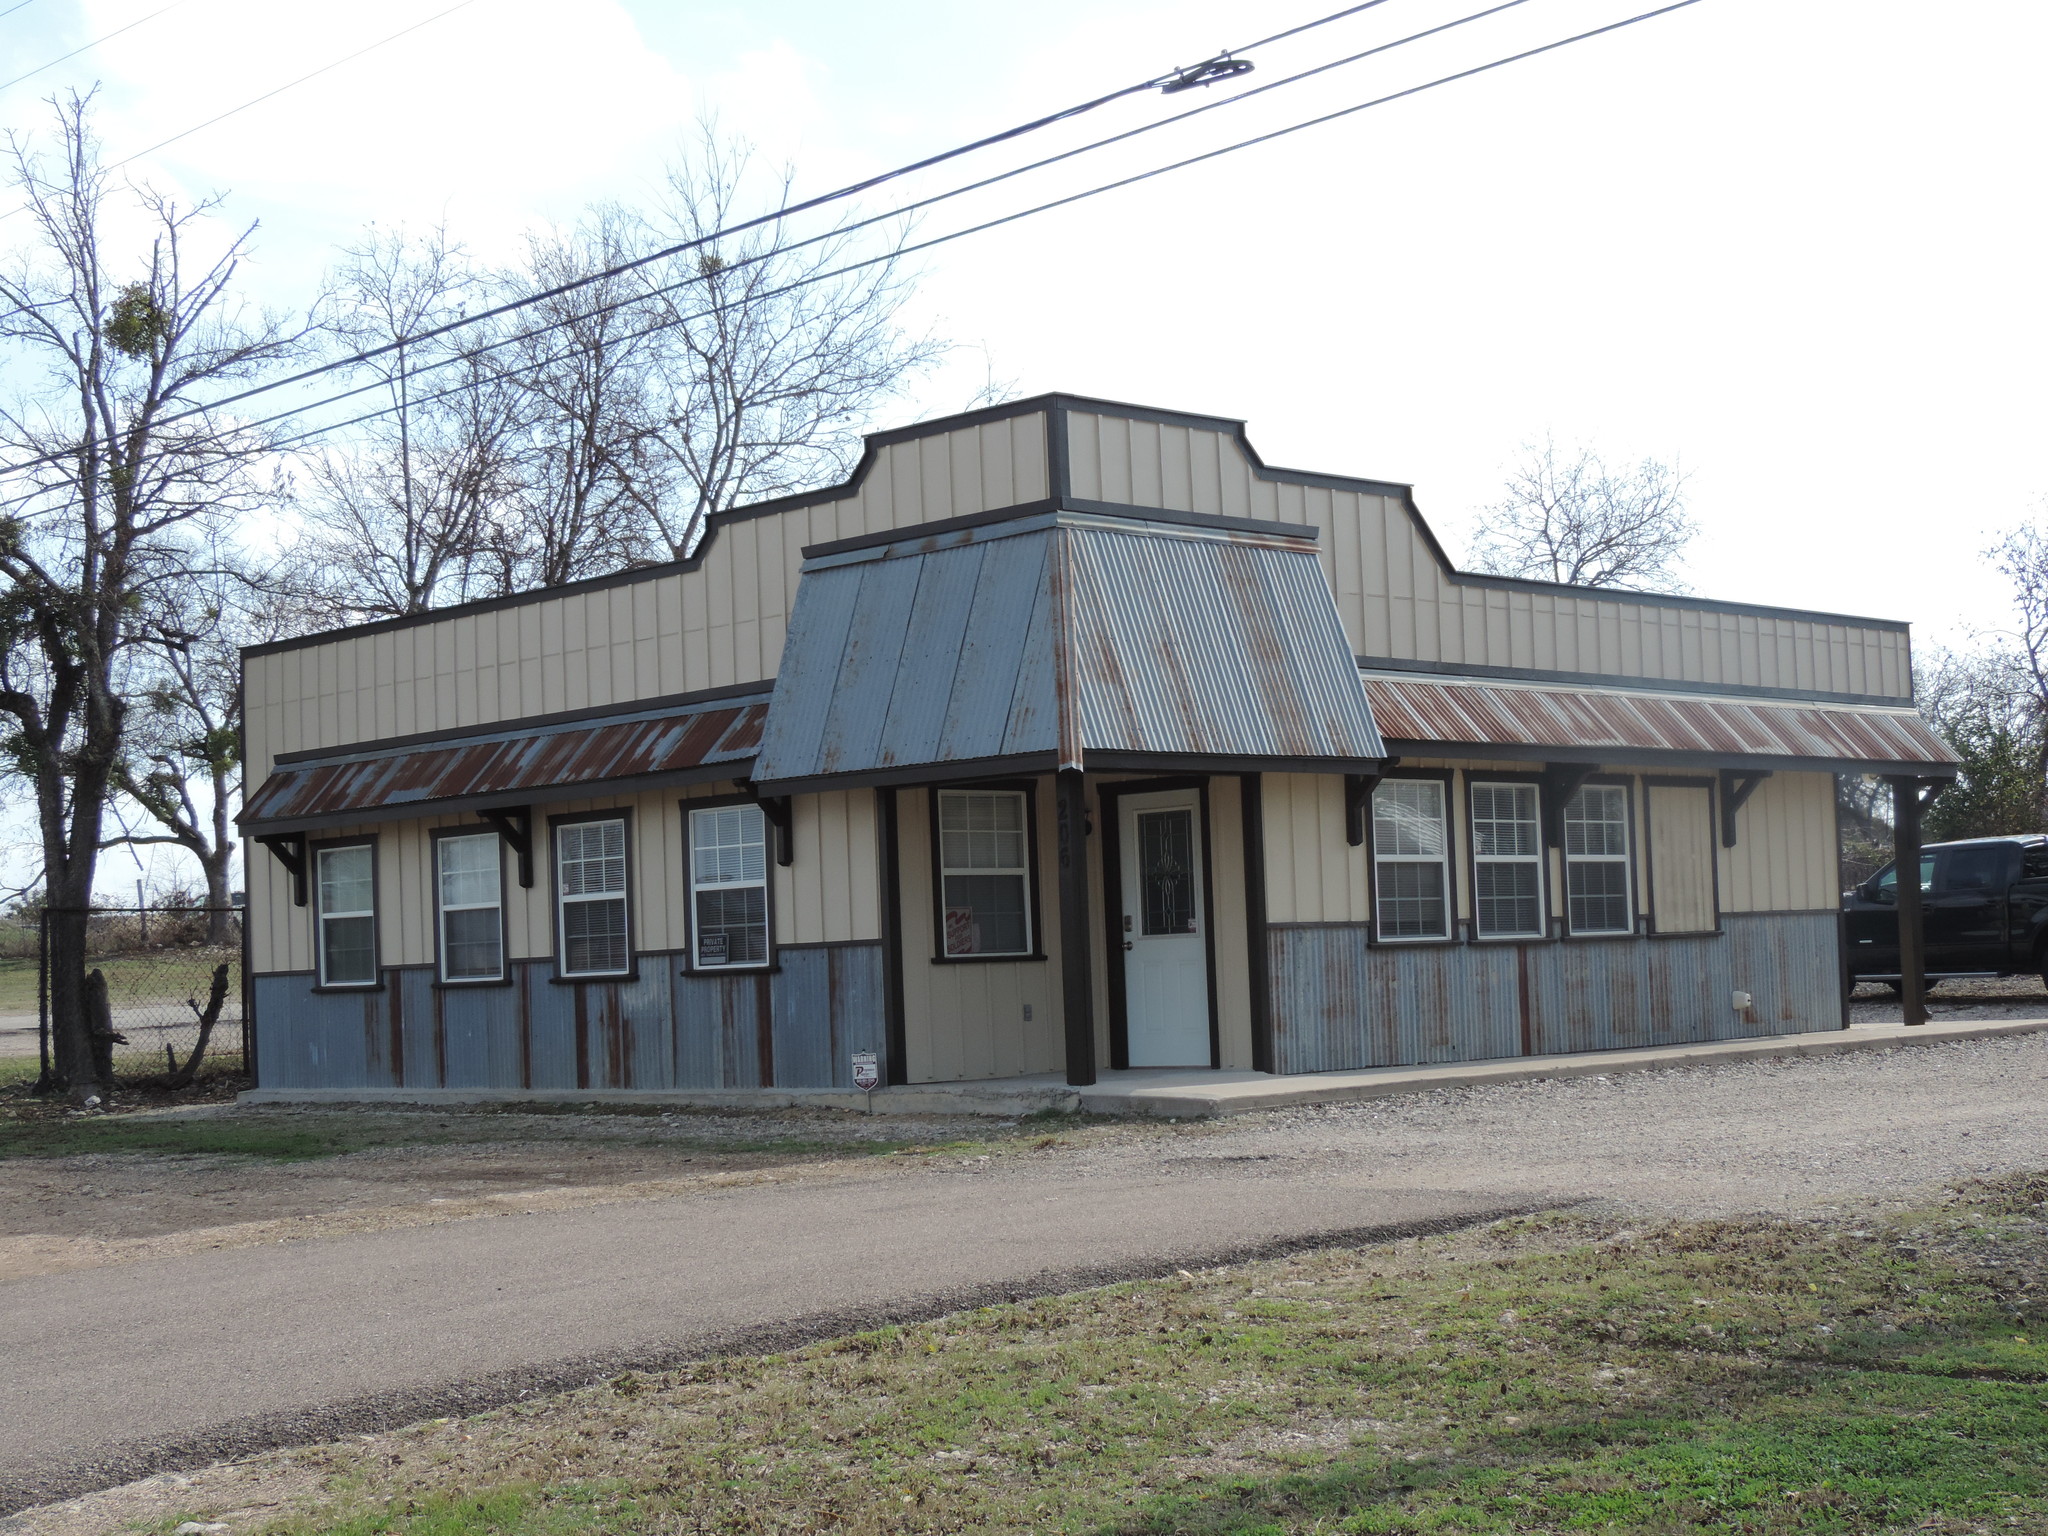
[688,802,772,970]
[1370,778,1453,944]
[314,840,378,989]
[434,831,506,984]
[1564,782,1636,937]
[1468,780,1547,941]
[554,815,633,978]
[936,787,1035,958]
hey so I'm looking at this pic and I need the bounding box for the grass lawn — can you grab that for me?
[0,1107,993,1163]
[154,1172,2048,1536]
[0,951,242,1015]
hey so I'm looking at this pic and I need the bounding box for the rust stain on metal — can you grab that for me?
[245,701,767,827]
[1364,677,1954,767]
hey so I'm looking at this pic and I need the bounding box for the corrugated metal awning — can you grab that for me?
[749,510,1388,793]
[1363,673,1957,774]
[240,695,768,834]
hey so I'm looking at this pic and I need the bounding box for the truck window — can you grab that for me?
[1938,845,2009,893]
[1874,855,1936,895]
[2026,846,2048,878]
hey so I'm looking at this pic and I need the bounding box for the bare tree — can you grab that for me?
[101,563,291,942]
[635,125,945,558]
[0,93,303,1096]
[1467,436,1695,592]
[296,226,528,620]
[1987,518,2048,806]
[482,207,663,590]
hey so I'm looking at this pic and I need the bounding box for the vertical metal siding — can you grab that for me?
[770,945,887,1089]
[1265,911,1838,1074]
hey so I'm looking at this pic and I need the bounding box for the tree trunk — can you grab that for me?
[201,845,234,946]
[45,900,98,1098]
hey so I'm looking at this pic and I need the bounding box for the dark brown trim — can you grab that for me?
[801,499,1057,559]
[547,808,637,984]
[752,751,1059,799]
[1641,777,1722,937]
[1462,771,1552,945]
[269,681,773,766]
[1060,498,1315,542]
[428,825,511,987]
[1055,769,1096,1087]
[679,793,776,976]
[1047,400,1072,499]
[926,778,1046,964]
[1083,750,1390,777]
[1364,770,1458,947]
[1098,776,1221,1072]
[1240,773,1271,1076]
[877,787,907,1087]
[308,834,380,991]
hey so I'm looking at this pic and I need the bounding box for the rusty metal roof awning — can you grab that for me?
[749,510,1388,794]
[1363,673,1957,774]
[240,695,768,835]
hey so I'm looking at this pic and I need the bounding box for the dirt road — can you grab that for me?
[4,1032,2046,1513]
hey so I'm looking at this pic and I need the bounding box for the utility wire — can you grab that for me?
[2,0,1703,494]
[0,1,43,23]
[0,0,187,95]
[166,0,1540,442]
[0,0,1706,498]
[99,0,1408,435]
[104,0,477,177]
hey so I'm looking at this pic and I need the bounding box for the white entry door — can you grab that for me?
[1118,789,1211,1067]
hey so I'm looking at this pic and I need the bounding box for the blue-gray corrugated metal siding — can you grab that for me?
[1266,912,1839,1074]
[751,516,1384,787]
[253,944,885,1092]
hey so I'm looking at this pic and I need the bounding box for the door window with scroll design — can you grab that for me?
[1137,808,1198,935]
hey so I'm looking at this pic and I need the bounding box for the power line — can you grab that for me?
[109,0,1408,435]
[0,0,1708,498]
[178,0,1541,441]
[0,0,187,96]
[94,0,1711,482]
[0,1,43,23]
[103,0,478,177]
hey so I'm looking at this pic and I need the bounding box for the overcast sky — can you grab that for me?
[2,0,2041,894]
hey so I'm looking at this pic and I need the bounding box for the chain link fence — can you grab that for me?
[21,907,246,1088]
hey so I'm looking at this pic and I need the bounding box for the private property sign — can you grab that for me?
[852,1051,880,1093]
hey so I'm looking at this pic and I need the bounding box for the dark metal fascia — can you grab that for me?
[1380,739,1960,778]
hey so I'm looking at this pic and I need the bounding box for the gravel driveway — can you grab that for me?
[4,1030,2047,1513]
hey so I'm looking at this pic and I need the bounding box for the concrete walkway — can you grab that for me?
[244,1014,2048,1118]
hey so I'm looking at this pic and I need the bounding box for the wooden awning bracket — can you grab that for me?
[477,806,535,888]
[1919,779,1948,810]
[1540,762,1600,849]
[256,832,308,907]
[1343,772,1385,848]
[1717,770,1773,849]
[757,794,794,867]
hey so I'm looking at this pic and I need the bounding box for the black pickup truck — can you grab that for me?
[1842,833,2048,989]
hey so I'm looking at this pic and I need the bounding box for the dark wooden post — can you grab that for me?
[1056,768,1097,1086]
[1889,774,1928,1027]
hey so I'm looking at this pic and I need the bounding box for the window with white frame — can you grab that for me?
[435,831,504,982]
[937,789,1032,956]
[1469,782,1545,939]
[689,804,770,968]
[1564,783,1633,935]
[555,817,630,976]
[1371,779,1450,940]
[315,842,377,987]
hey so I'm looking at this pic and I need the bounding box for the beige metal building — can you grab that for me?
[239,395,1955,1097]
